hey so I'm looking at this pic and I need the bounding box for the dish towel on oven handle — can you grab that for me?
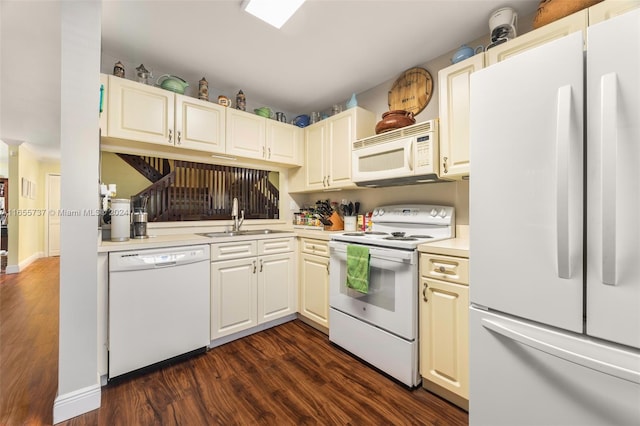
[346,244,370,293]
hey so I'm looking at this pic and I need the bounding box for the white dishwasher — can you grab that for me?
[108,244,210,379]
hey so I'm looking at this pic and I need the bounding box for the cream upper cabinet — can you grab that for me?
[486,9,588,66]
[175,94,226,153]
[107,75,174,145]
[106,75,225,153]
[298,238,330,331]
[588,0,640,24]
[304,123,327,190]
[419,252,470,410]
[266,119,303,166]
[292,107,375,192]
[438,54,484,180]
[225,108,266,160]
[226,108,302,166]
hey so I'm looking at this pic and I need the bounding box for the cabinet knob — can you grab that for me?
[443,157,448,174]
[262,146,266,158]
[168,129,173,144]
[439,266,446,273]
[268,148,271,159]
[259,259,264,272]
[422,282,428,302]
[252,260,257,274]
[177,130,181,145]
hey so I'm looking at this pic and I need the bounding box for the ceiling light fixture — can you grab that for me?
[241,0,305,29]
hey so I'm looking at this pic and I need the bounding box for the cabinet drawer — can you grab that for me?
[258,237,294,255]
[420,253,469,285]
[299,238,329,257]
[211,240,257,261]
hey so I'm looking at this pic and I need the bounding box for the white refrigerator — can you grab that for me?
[469,9,640,426]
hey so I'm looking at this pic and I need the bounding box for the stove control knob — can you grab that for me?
[430,208,438,217]
[378,209,385,216]
[439,209,447,218]
[373,209,379,216]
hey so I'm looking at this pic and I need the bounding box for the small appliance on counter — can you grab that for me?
[110,198,130,242]
[131,208,148,239]
[486,6,518,50]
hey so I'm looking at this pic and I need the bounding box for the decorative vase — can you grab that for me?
[375,110,415,134]
[346,93,358,109]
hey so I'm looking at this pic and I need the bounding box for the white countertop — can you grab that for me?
[98,231,297,253]
[418,237,469,258]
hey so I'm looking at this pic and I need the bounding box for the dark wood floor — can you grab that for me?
[1,257,468,425]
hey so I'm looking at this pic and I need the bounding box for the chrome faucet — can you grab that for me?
[231,197,244,231]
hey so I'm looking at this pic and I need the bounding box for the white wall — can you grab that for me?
[54,1,102,423]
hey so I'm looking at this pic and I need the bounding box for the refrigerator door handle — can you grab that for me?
[481,318,640,384]
[601,72,618,285]
[556,85,572,279]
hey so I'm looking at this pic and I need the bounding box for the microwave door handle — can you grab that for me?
[407,140,414,171]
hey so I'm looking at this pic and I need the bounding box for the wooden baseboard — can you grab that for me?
[296,314,329,335]
[421,379,469,411]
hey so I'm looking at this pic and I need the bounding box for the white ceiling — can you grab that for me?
[1,0,540,158]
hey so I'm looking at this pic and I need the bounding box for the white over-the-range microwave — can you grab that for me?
[351,119,448,187]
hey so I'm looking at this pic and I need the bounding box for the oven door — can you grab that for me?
[329,241,417,340]
[351,136,415,184]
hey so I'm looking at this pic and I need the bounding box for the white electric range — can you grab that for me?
[328,204,455,387]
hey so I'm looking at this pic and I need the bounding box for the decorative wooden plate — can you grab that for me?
[388,67,433,115]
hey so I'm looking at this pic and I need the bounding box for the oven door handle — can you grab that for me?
[329,244,415,263]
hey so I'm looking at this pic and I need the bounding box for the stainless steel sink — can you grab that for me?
[197,229,290,238]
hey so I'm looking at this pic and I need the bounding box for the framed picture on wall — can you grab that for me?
[21,177,29,198]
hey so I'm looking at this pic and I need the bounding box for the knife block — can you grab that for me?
[324,211,344,231]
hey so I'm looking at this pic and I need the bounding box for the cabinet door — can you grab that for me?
[588,0,639,24]
[257,252,296,323]
[327,112,354,188]
[225,108,266,160]
[210,258,258,340]
[419,277,469,400]
[486,9,587,66]
[266,120,302,166]
[299,252,330,328]
[107,75,174,145]
[438,54,484,179]
[304,123,326,190]
[175,94,225,153]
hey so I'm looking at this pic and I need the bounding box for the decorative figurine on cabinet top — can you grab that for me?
[236,90,246,111]
[135,64,152,85]
[113,61,125,78]
[198,77,209,101]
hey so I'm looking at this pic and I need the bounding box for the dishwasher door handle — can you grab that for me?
[154,261,177,268]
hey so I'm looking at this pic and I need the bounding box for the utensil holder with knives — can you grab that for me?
[324,211,344,231]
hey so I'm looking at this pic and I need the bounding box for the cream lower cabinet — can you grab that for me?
[210,238,295,341]
[419,252,469,410]
[106,74,226,153]
[298,238,330,331]
[438,54,484,180]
